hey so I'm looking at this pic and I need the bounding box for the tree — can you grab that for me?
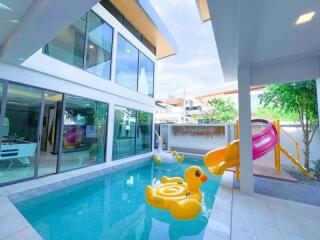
[202,97,237,123]
[253,105,296,122]
[259,80,319,169]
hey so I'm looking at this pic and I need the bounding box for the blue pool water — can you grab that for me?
[16,156,221,240]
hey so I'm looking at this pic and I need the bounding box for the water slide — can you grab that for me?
[204,119,279,176]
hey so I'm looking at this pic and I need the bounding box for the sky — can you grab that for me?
[149,0,237,100]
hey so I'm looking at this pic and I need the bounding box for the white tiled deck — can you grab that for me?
[204,171,233,240]
[232,190,320,240]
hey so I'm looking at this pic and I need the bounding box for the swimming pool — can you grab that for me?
[16,156,221,240]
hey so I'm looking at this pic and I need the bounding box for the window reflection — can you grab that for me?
[86,11,113,79]
[136,111,153,154]
[38,91,63,177]
[113,107,153,160]
[61,95,107,171]
[115,35,139,91]
[44,15,86,68]
[113,106,136,159]
[138,53,154,97]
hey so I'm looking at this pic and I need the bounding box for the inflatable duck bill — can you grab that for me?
[146,166,208,220]
[153,151,184,164]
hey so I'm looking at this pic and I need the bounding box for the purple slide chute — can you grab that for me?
[251,119,279,160]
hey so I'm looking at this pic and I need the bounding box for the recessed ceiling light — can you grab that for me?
[89,45,94,49]
[8,20,18,23]
[295,11,315,25]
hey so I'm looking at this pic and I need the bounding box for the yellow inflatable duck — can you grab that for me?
[153,134,184,164]
[153,151,184,164]
[171,151,184,163]
[146,166,208,220]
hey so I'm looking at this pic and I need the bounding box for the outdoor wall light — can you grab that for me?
[295,11,316,25]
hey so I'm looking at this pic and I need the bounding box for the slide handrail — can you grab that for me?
[280,128,301,163]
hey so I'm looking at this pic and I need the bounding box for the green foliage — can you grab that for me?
[311,159,320,181]
[258,80,319,169]
[89,143,98,157]
[137,111,152,123]
[202,97,237,123]
[258,80,318,123]
[253,105,297,122]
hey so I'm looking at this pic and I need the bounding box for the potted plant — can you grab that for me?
[89,143,98,161]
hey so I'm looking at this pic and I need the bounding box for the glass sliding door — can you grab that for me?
[37,91,63,177]
[0,84,42,184]
[136,111,153,154]
[113,107,137,159]
[60,95,107,171]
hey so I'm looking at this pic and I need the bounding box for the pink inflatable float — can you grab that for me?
[251,119,279,160]
[64,127,85,148]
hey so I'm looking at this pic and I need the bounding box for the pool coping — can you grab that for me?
[0,152,233,240]
[203,171,233,240]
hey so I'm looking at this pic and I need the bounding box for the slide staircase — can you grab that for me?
[279,127,312,178]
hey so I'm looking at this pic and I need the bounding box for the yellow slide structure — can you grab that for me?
[204,140,240,176]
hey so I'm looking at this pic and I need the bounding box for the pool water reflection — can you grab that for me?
[16,157,221,240]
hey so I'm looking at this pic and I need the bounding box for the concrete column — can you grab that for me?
[317,79,320,126]
[237,68,254,194]
[110,31,118,83]
[167,124,171,151]
[106,103,115,163]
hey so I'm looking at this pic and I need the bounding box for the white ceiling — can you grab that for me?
[207,0,320,84]
[0,0,34,45]
[239,0,320,65]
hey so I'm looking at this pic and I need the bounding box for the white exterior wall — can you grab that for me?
[0,2,156,164]
[166,124,228,151]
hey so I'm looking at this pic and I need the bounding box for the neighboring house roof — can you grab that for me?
[196,85,265,101]
[157,98,184,106]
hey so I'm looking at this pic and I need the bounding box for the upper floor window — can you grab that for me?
[44,11,113,80]
[44,15,86,68]
[116,35,154,97]
[138,52,154,97]
[115,35,139,91]
[86,11,113,79]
